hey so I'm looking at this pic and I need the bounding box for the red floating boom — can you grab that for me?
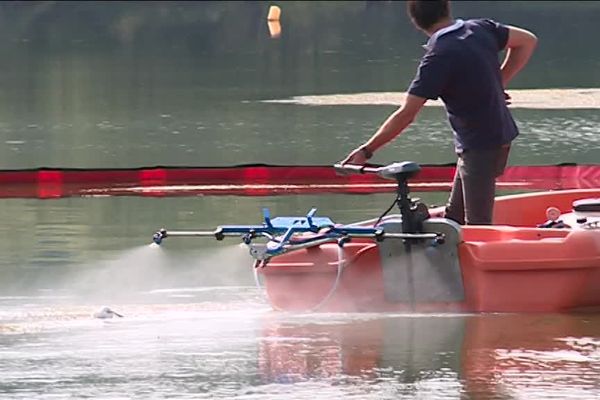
[0,164,598,199]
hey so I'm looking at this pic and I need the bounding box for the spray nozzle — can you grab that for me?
[153,228,167,245]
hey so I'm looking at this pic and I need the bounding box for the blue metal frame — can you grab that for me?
[218,208,381,257]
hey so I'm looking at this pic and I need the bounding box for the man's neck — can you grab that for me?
[425,17,454,37]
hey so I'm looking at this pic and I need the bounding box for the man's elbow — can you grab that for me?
[395,107,418,126]
[405,113,417,125]
[396,95,426,125]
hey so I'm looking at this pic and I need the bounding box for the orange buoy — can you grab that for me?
[267,5,282,38]
[267,5,281,21]
[268,21,281,38]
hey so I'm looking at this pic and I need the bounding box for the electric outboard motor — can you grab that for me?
[376,161,421,181]
[377,217,464,304]
[354,162,464,304]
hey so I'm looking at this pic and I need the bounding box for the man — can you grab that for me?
[341,0,537,225]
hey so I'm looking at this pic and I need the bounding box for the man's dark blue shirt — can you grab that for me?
[408,19,519,152]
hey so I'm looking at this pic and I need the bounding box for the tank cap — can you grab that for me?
[545,207,561,221]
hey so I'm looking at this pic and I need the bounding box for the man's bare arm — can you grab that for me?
[501,26,538,87]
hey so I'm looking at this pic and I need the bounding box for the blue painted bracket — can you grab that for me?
[217,208,381,257]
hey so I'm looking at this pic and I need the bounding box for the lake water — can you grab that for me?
[0,2,599,399]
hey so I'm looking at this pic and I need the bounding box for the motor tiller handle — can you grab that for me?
[333,163,380,176]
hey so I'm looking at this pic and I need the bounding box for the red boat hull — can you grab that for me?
[258,189,600,313]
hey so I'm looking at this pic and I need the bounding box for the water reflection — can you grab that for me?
[258,314,464,385]
[3,303,597,399]
[256,313,600,399]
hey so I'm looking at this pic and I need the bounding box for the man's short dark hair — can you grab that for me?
[407,0,450,31]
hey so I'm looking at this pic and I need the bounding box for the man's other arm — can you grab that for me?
[501,26,538,87]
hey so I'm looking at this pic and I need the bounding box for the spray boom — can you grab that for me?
[152,162,447,265]
[152,207,443,264]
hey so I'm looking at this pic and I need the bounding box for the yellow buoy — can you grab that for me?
[267,5,281,21]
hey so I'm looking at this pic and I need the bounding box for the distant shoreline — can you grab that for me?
[262,88,600,109]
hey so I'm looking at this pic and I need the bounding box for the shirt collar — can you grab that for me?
[423,19,465,50]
